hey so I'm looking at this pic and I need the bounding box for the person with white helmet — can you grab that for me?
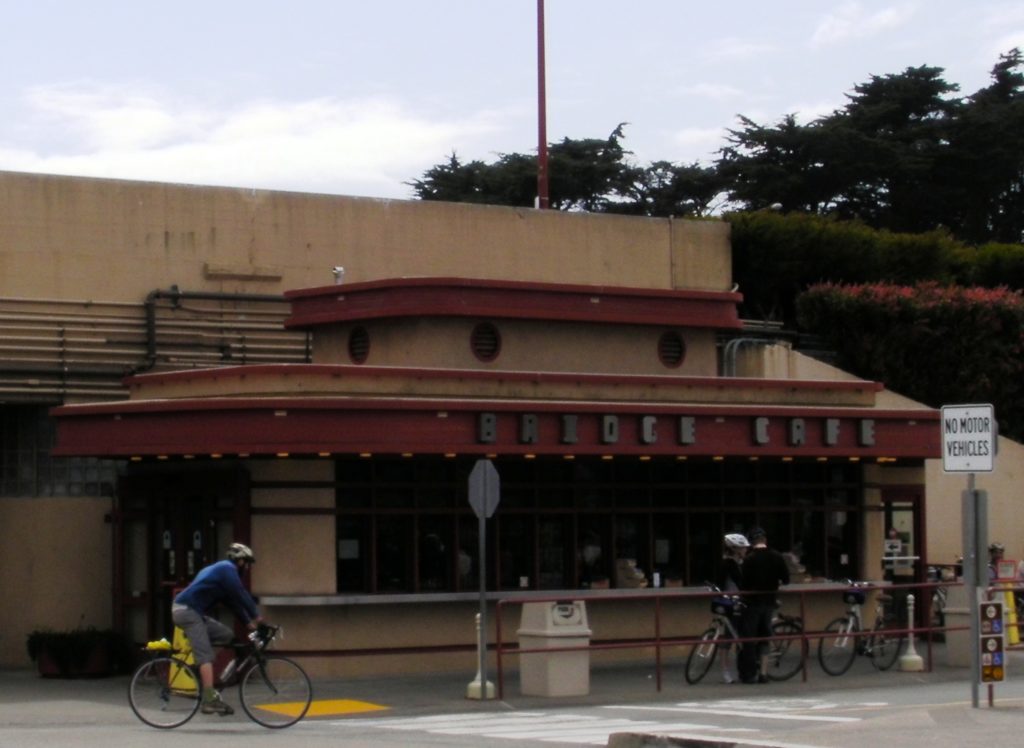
[721,533,749,592]
[172,542,263,716]
[717,533,750,683]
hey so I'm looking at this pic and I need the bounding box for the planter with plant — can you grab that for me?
[26,626,133,678]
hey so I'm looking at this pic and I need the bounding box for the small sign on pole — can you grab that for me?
[468,459,500,519]
[467,459,500,700]
[941,404,996,473]
[980,601,1006,684]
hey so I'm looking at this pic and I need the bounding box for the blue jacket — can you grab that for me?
[174,560,259,624]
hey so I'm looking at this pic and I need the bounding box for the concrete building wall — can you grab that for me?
[313,320,720,377]
[0,171,733,298]
[0,497,112,666]
[926,437,1024,569]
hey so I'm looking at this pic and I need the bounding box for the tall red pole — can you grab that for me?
[536,0,550,209]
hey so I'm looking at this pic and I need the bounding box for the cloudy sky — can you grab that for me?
[1,1,1021,200]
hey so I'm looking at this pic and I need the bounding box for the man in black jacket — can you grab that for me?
[738,527,790,683]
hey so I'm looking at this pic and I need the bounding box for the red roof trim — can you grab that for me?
[51,400,940,459]
[283,277,743,330]
[117,363,883,394]
[53,396,928,420]
[284,276,740,300]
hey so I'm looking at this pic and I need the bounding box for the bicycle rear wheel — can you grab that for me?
[128,656,201,728]
[765,619,803,681]
[818,617,858,676]
[684,628,719,684]
[240,655,313,728]
[869,619,903,670]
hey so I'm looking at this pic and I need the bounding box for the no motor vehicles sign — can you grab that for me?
[942,404,995,473]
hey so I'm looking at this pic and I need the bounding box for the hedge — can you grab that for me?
[796,282,1024,440]
[727,211,1024,324]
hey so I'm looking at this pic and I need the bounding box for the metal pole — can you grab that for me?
[964,473,980,708]
[536,0,550,209]
[899,594,924,670]
[654,596,662,692]
[478,512,489,697]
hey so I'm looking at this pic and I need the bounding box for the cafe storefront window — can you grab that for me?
[334,455,864,593]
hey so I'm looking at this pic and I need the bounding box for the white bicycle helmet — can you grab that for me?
[226,542,255,563]
[724,533,750,550]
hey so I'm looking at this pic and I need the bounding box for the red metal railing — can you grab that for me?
[494,579,969,699]
[268,576,1023,697]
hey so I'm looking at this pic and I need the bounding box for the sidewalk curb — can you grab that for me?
[608,733,774,748]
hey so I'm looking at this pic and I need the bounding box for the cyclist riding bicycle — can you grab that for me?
[172,542,263,716]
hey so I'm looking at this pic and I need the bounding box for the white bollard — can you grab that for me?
[466,613,496,699]
[899,593,925,671]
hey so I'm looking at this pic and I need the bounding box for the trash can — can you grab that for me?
[517,600,592,696]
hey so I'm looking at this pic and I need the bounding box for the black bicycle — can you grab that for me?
[685,585,804,684]
[128,624,312,729]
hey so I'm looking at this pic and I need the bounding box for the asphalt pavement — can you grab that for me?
[3,642,1024,747]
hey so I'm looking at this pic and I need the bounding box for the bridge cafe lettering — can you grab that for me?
[477,412,876,449]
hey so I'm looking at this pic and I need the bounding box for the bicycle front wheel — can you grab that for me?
[684,627,719,684]
[818,617,858,676]
[128,656,201,729]
[869,619,903,671]
[240,655,313,728]
[765,619,803,681]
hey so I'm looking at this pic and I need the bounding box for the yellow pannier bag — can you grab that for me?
[167,627,197,693]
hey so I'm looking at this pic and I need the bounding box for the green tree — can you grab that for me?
[719,65,961,233]
[611,160,725,217]
[408,125,634,211]
[718,52,1024,243]
[410,125,725,217]
[833,65,960,233]
[943,49,1024,244]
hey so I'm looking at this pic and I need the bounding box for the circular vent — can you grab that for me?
[348,326,370,364]
[470,322,501,362]
[658,331,686,368]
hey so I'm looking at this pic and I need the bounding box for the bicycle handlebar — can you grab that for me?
[248,622,279,649]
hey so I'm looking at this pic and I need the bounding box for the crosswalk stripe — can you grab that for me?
[462,719,676,738]
[334,713,580,729]
[606,704,860,722]
[426,716,613,734]
[333,711,765,745]
[332,699,862,746]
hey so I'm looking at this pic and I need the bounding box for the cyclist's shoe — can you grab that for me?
[722,667,737,684]
[201,692,234,716]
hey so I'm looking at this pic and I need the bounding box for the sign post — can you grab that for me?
[467,459,500,700]
[942,403,996,708]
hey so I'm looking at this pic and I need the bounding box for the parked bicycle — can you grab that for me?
[817,582,903,675]
[128,623,312,729]
[685,585,804,684]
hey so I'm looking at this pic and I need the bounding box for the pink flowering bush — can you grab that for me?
[796,282,1024,438]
